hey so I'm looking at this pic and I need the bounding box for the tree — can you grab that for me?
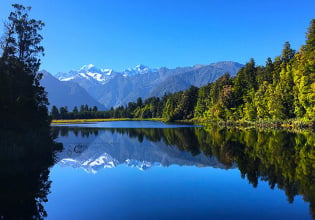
[0,4,48,129]
[256,58,273,84]
[59,106,68,119]
[173,86,199,120]
[194,84,211,118]
[255,81,270,119]
[233,58,257,108]
[292,19,315,119]
[136,97,143,108]
[51,106,60,119]
[80,105,85,112]
[1,4,44,73]
[162,92,182,121]
[305,19,315,54]
[73,106,78,114]
[274,42,296,118]
[281,42,295,65]
[84,104,89,112]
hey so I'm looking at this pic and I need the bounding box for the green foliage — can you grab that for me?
[0,4,49,129]
[292,19,315,120]
[53,19,315,124]
[0,6,62,219]
[194,84,211,118]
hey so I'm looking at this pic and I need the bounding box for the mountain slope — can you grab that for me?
[52,61,243,108]
[40,71,105,110]
[149,61,244,97]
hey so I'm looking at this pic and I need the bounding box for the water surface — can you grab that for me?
[55,120,201,128]
[45,121,314,219]
[1,121,314,219]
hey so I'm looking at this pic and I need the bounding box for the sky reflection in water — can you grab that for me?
[45,121,313,220]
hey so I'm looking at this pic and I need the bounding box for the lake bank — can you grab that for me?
[175,118,315,130]
[52,117,315,131]
[51,118,167,124]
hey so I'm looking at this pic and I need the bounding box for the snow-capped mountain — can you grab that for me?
[55,64,115,84]
[40,70,105,110]
[55,64,155,84]
[122,64,157,77]
[46,61,243,109]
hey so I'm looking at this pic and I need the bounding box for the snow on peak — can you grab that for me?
[135,64,145,70]
[123,64,154,77]
[56,64,155,82]
[80,64,95,71]
[56,64,114,84]
[79,64,103,74]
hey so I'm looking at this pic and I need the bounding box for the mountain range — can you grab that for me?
[40,70,105,110]
[41,61,243,110]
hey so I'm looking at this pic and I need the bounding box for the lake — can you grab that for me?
[0,121,314,219]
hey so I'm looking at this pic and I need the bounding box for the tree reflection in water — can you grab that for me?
[0,128,62,219]
[55,125,315,218]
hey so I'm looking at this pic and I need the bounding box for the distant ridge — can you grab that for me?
[40,70,105,110]
[43,61,243,109]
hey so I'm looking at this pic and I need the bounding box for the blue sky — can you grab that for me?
[0,0,314,74]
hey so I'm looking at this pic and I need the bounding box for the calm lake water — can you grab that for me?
[0,121,314,219]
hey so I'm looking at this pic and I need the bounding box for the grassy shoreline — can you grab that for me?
[51,118,167,124]
[51,117,315,130]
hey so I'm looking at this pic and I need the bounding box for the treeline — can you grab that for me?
[50,96,164,119]
[51,105,99,119]
[52,19,315,123]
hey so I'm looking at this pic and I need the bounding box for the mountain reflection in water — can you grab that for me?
[1,123,314,219]
[53,127,230,173]
[52,125,315,219]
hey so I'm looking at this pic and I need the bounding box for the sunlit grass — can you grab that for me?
[51,118,167,124]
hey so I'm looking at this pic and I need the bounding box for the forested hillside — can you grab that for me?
[53,19,315,126]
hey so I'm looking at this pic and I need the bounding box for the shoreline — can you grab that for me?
[176,118,315,130]
[51,118,167,124]
[51,117,315,131]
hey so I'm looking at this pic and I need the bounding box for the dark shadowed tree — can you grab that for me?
[0,4,48,129]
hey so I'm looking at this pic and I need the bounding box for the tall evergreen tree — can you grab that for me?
[292,19,315,119]
[281,42,296,65]
[233,58,257,107]
[0,4,48,129]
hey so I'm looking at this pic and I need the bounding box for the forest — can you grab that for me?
[52,19,315,127]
